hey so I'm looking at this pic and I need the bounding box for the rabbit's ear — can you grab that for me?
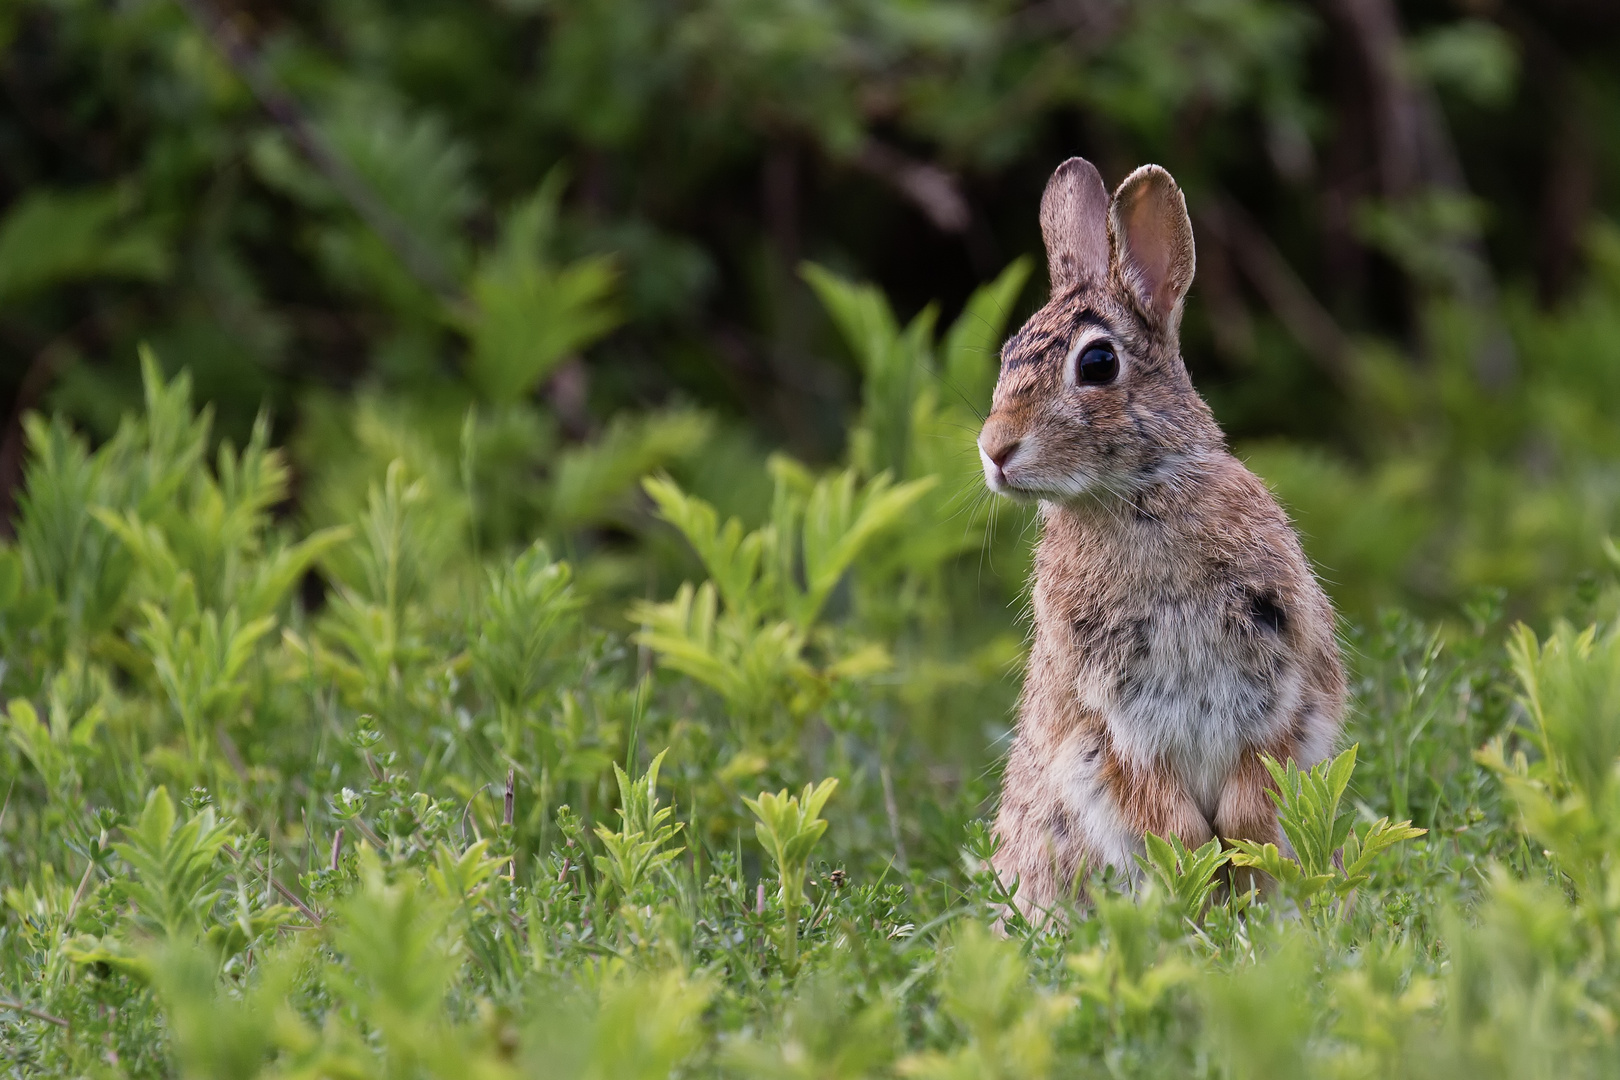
[1040,157,1111,294]
[1109,165,1195,330]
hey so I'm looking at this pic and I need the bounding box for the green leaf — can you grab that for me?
[1137,832,1232,919]
[941,257,1031,413]
[64,933,155,981]
[592,750,685,900]
[0,187,169,304]
[470,542,582,719]
[803,262,937,479]
[1263,745,1358,878]
[1227,840,1335,902]
[745,777,839,908]
[0,546,21,611]
[1341,817,1427,888]
[793,468,936,625]
[426,840,506,903]
[550,410,712,528]
[110,788,234,941]
[460,180,623,401]
[320,83,476,270]
[643,477,772,619]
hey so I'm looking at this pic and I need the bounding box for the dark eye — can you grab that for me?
[1076,343,1118,384]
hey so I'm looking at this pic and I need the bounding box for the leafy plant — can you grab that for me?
[1229,746,1427,907]
[593,749,685,903]
[898,922,1072,1080]
[470,541,582,759]
[746,777,838,973]
[3,666,106,798]
[722,970,898,1080]
[111,788,235,943]
[0,186,168,304]
[1137,832,1233,921]
[1067,890,1196,1044]
[458,178,623,402]
[633,464,929,736]
[9,200,1620,1080]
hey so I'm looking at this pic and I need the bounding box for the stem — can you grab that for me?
[880,764,909,876]
[64,854,96,924]
[222,844,322,926]
[0,999,68,1029]
[782,868,804,975]
[540,765,551,852]
[501,702,518,762]
[504,767,515,881]
[784,893,798,973]
[181,708,203,776]
[347,814,387,850]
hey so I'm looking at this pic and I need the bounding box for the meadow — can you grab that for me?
[3,278,1620,1076]
[6,1,1620,1076]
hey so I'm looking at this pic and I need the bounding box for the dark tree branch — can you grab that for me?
[1328,0,1426,199]
[1537,95,1594,306]
[1323,0,1515,387]
[176,0,460,300]
[763,141,802,268]
[1494,7,1598,305]
[1197,198,1351,386]
[852,140,971,233]
[1190,213,1257,362]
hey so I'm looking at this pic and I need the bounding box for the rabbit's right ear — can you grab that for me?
[1108,165,1195,331]
[1040,157,1111,294]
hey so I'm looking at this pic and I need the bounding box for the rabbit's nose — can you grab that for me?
[984,438,1021,469]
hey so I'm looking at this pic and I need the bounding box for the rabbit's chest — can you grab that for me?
[1069,591,1298,815]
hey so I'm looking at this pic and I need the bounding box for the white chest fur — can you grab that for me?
[1075,595,1301,819]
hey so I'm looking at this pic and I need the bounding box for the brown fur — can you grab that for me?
[981,159,1345,920]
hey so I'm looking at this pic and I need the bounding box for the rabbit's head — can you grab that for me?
[979,158,1223,503]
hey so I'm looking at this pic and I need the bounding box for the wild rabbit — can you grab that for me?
[980,157,1344,919]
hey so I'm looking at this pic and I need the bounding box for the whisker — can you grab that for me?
[927,365,989,424]
[980,490,1003,585]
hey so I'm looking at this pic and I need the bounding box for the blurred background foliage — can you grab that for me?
[3,0,1619,622]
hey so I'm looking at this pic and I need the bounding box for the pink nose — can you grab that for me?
[983,438,1020,470]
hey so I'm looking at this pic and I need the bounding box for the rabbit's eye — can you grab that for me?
[1076,343,1118,384]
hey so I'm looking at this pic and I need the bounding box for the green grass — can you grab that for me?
[4,331,1620,1078]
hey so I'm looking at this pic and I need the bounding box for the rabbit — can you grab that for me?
[978,156,1345,920]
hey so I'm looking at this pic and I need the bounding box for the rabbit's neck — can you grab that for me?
[1022,449,1232,721]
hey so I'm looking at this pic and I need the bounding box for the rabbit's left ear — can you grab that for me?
[1109,165,1195,330]
[1040,157,1111,294]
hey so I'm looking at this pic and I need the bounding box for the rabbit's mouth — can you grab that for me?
[979,438,1033,498]
[981,439,1102,503]
[1007,473,1106,504]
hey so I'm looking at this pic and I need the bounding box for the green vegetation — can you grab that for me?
[7,0,1620,1076]
[2,311,1617,1078]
